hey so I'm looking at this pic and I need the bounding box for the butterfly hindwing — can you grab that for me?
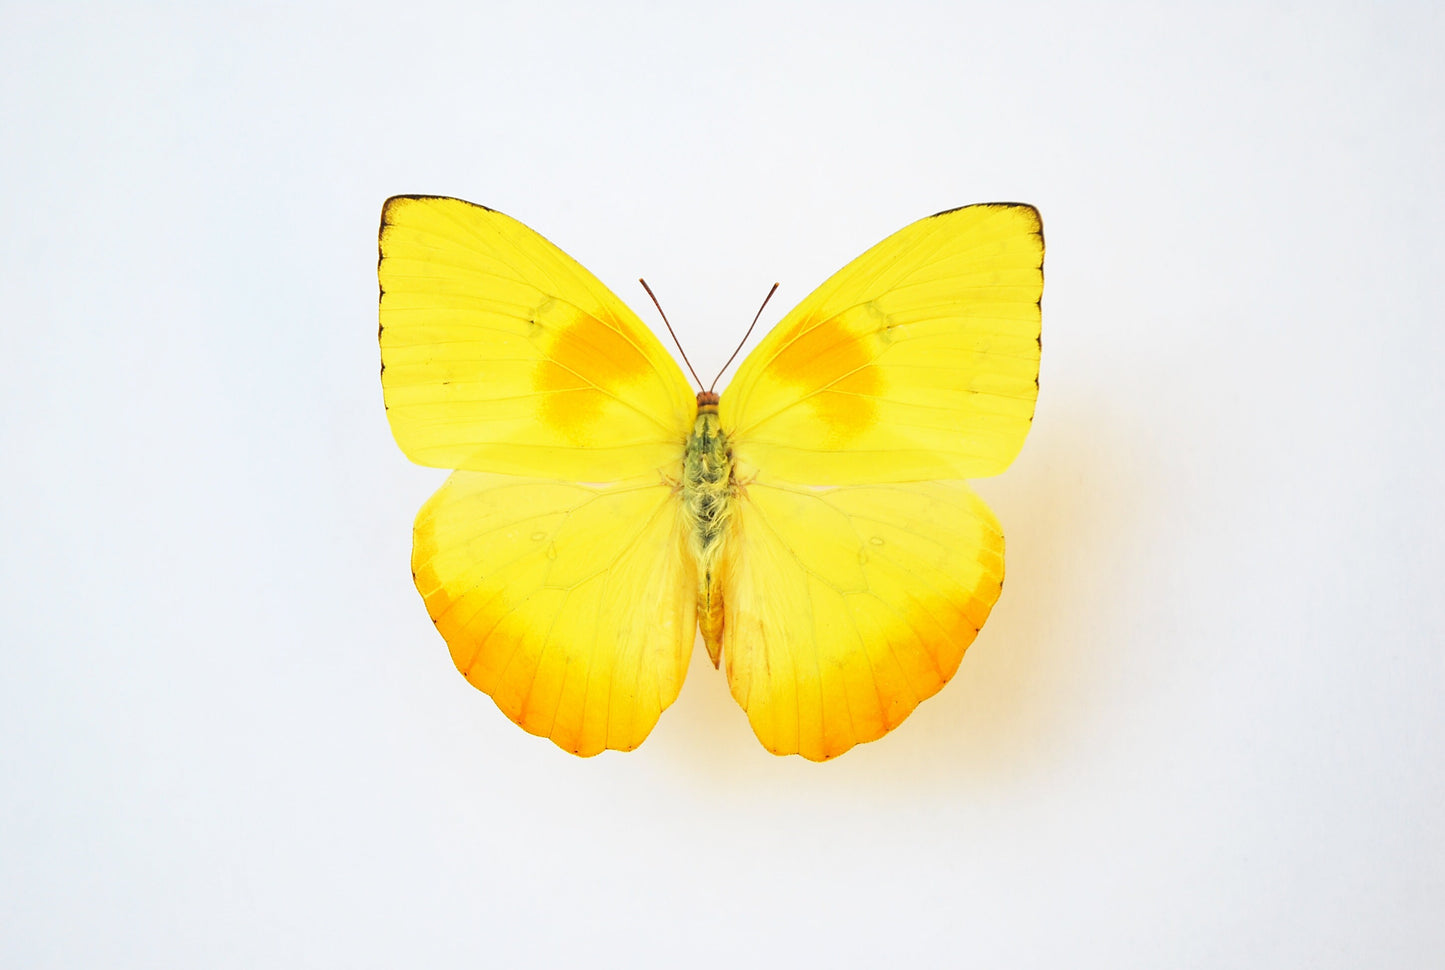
[413,472,698,756]
[719,480,1004,761]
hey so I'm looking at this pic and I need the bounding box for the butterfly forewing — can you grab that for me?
[379,195,696,481]
[720,204,1043,485]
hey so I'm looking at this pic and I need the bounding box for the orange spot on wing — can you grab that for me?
[533,307,651,441]
[544,308,652,386]
[768,314,884,441]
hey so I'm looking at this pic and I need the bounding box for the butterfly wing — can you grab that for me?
[721,204,1042,485]
[716,204,1043,759]
[414,472,697,755]
[380,197,699,755]
[720,480,1003,760]
[380,195,696,480]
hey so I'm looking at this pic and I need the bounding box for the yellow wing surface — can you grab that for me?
[413,472,696,756]
[380,196,698,755]
[717,204,1043,759]
[380,195,695,480]
[722,204,1043,485]
[719,481,1004,760]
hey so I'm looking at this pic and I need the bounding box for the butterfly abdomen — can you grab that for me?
[683,396,734,667]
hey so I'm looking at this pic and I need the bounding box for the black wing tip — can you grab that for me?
[928,201,1040,218]
[928,203,1044,243]
[925,202,1046,269]
[381,194,498,222]
[379,194,502,276]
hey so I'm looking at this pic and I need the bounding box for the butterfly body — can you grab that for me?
[380,195,1042,760]
[681,393,735,665]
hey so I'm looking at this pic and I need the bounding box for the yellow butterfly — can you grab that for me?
[379,196,1043,760]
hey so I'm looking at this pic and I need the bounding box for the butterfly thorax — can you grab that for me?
[683,393,733,665]
[682,396,733,562]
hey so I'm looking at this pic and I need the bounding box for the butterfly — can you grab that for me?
[379,196,1043,760]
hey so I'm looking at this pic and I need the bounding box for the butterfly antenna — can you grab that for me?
[708,282,779,392]
[639,278,704,391]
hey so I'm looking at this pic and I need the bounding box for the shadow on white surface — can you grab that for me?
[649,389,1157,791]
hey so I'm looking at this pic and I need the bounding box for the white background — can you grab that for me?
[3,2,1442,966]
